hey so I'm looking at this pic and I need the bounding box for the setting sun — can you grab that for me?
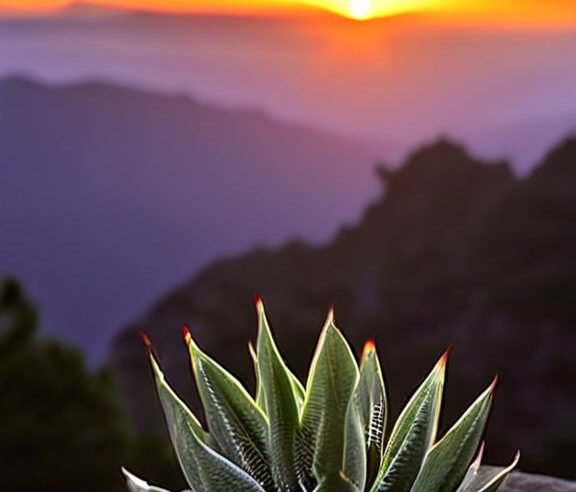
[349,0,372,19]
[1,0,576,26]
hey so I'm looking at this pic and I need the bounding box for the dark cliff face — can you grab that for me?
[112,136,576,480]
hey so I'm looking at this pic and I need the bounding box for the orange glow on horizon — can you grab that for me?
[1,0,575,26]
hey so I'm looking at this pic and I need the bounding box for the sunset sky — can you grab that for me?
[2,0,576,23]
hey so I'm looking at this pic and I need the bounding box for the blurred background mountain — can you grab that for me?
[0,76,381,363]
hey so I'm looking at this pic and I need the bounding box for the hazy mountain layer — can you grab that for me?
[1,10,575,170]
[0,76,381,362]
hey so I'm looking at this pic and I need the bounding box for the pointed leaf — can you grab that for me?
[455,442,485,492]
[289,369,306,409]
[373,351,447,492]
[256,299,301,491]
[299,313,361,488]
[249,340,266,410]
[145,341,265,492]
[409,378,497,492]
[457,452,520,492]
[476,457,520,492]
[343,394,368,490]
[184,327,274,490]
[250,337,304,411]
[354,341,387,489]
[122,468,189,492]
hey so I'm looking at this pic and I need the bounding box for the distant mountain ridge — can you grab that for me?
[52,1,131,19]
[112,136,576,480]
[0,1,344,21]
[0,75,382,362]
[0,2,130,20]
[2,5,575,172]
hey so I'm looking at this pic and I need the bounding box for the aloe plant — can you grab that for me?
[124,299,518,492]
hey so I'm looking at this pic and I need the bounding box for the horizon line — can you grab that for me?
[1,1,576,28]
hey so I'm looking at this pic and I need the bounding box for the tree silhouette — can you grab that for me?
[0,277,130,492]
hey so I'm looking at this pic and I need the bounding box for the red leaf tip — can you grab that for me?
[182,325,192,346]
[327,305,335,324]
[138,330,153,351]
[361,338,376,362]
[253,293,264,312]
[489,374,499,393]
[439,346,452,367]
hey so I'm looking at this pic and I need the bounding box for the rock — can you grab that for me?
[502,472,576,491]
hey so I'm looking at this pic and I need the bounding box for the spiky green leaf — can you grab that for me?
[289,369,306,409]
[409,379,496,492]
[248,341,266,410]
[255,299,301,491]
[455,442,484,492]
[474,460,519,492]
[457,446,520,492]
[299,313,361,489]
[373,352,446,492]
[343,394,368,490]
[122,468,189,492]
[353,341,387,489]
[185,328,274,490]
[147,345,265,492]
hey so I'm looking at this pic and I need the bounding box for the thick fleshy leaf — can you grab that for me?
[373,351,447,492]
[299,312,361,489]
[122,468,189,492]
[250,337,305,412]
[456,446,520,492]
[184,327,274,490]
[475,458,520,492]
[144,337,265,492]
[289,369,306,410]
[255,299,301,491]
[354,341,387,489]
[248,341,266,410]
[409,378,497,492]
[343,394,368,490]
[455,442,485,492]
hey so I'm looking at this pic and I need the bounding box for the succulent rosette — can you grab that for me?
[124,299,518,492]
